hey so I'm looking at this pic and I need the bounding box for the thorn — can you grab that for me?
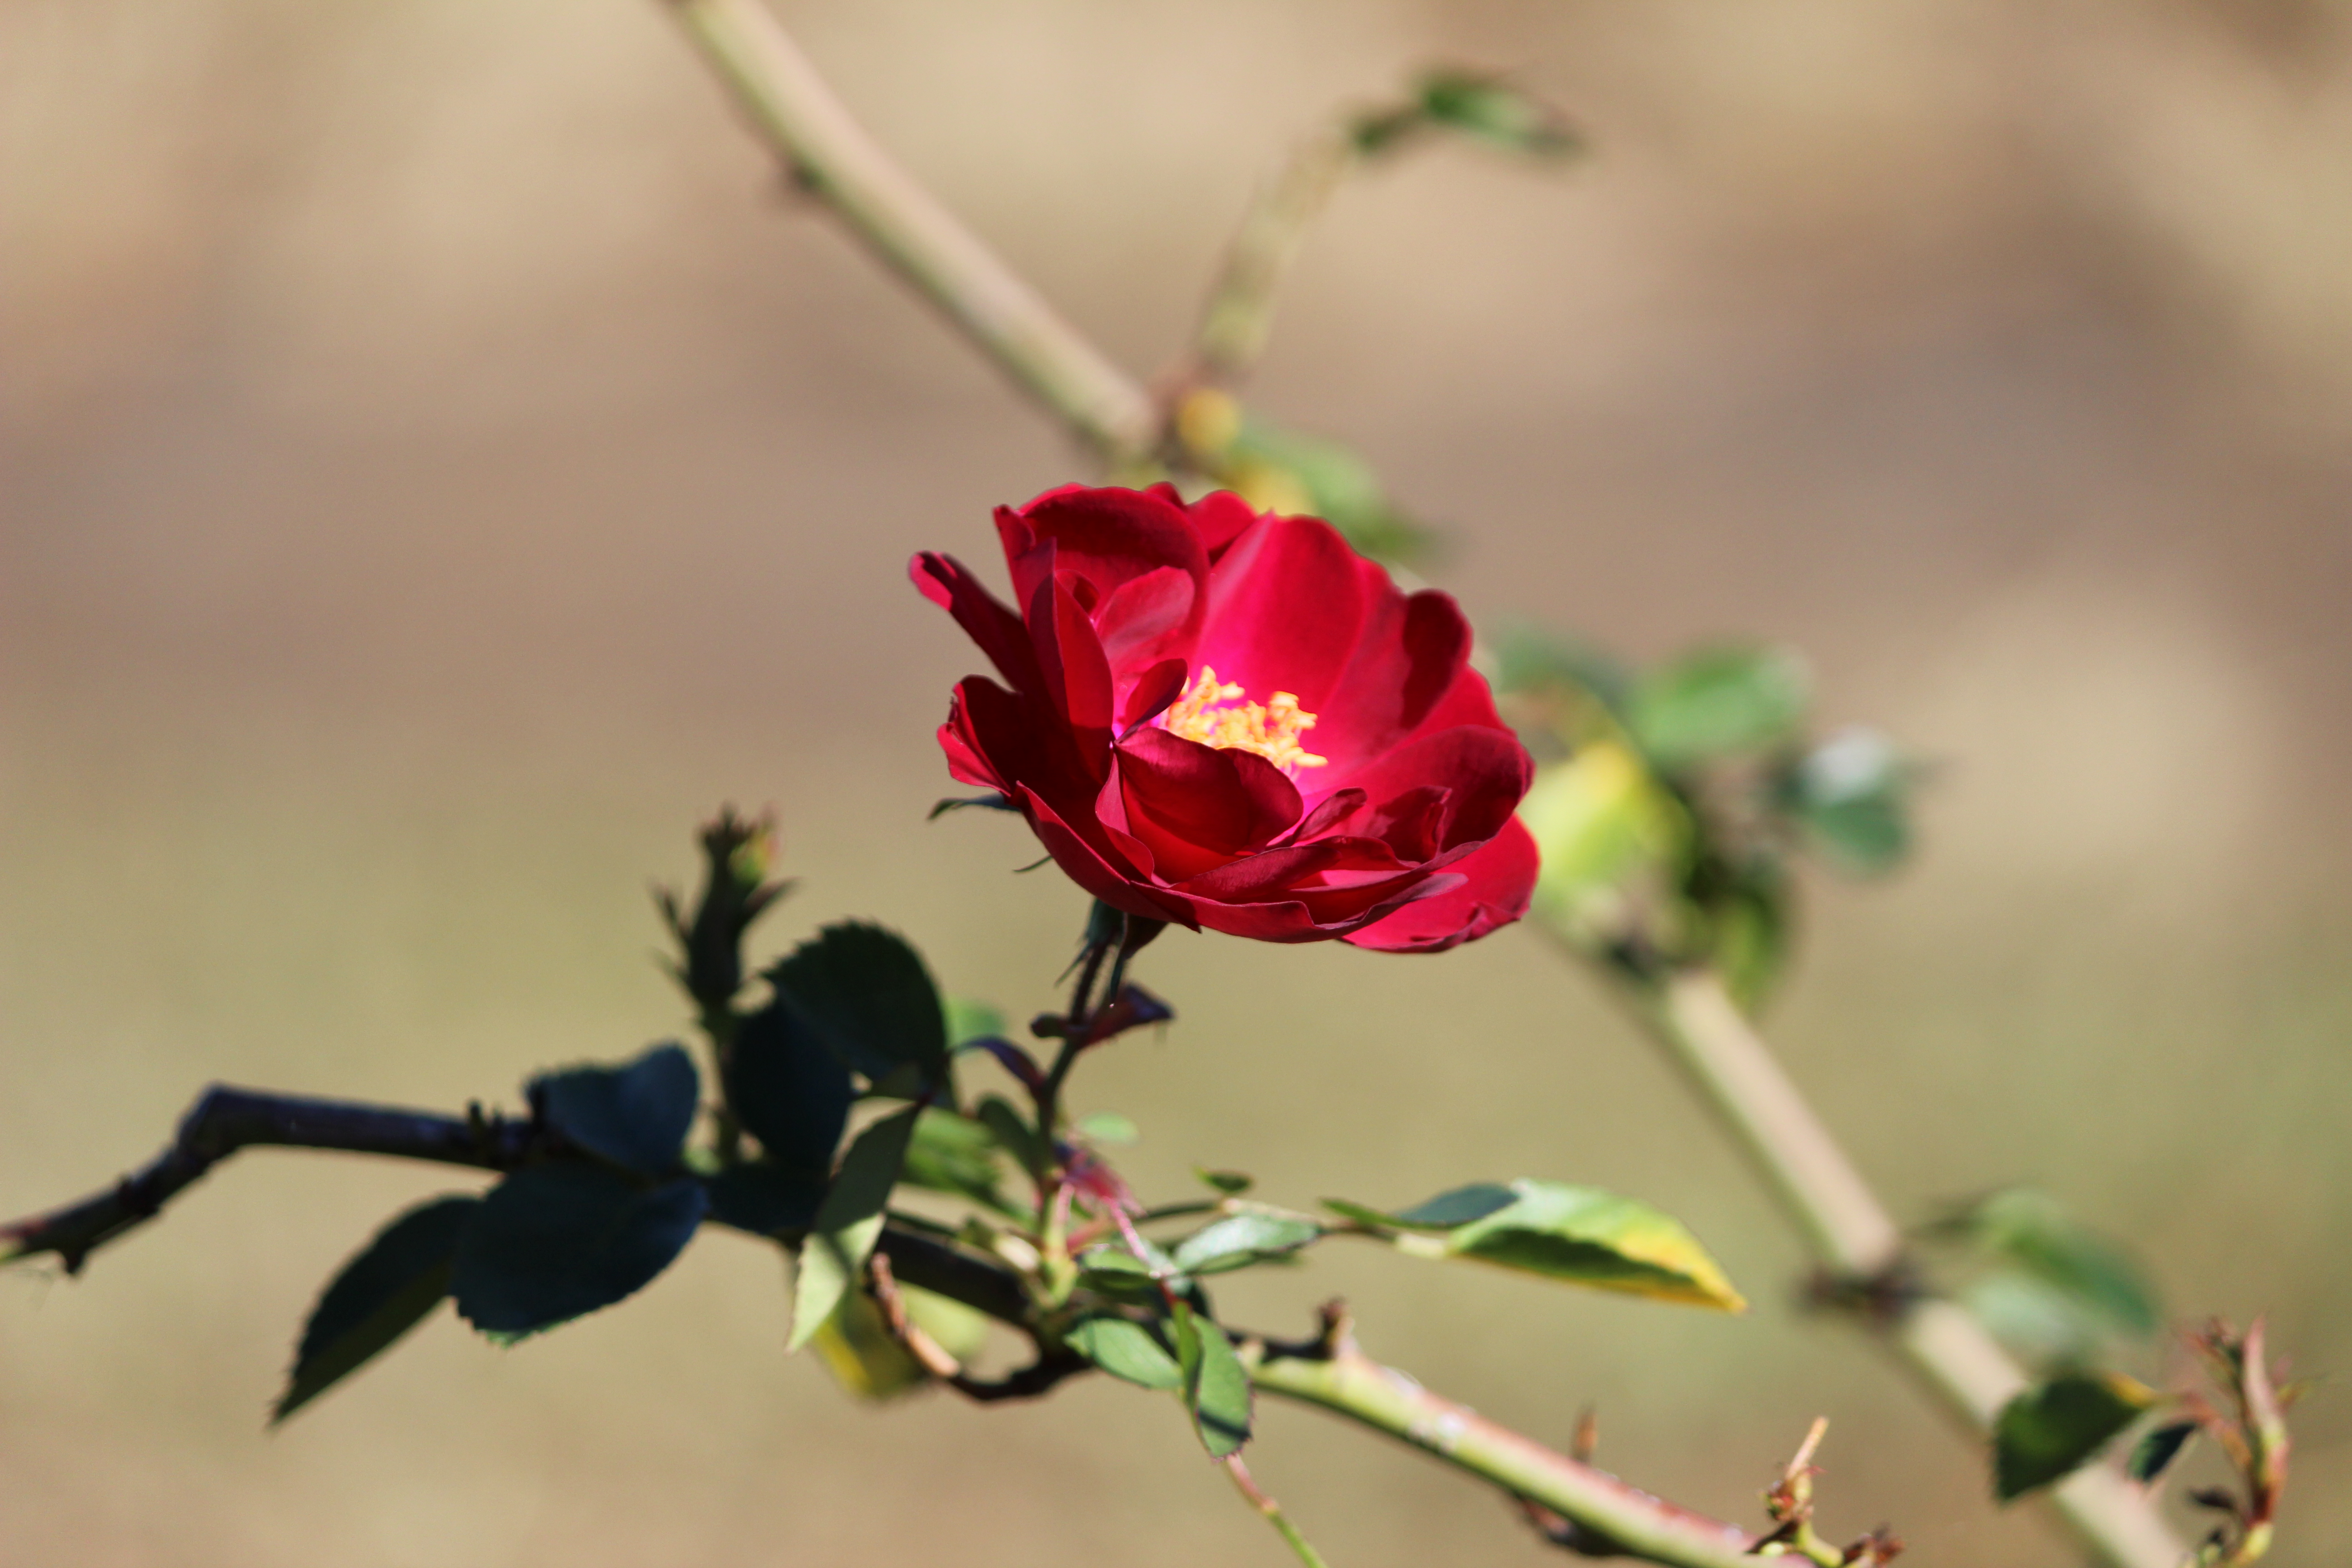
[1571,1406,1598,1464]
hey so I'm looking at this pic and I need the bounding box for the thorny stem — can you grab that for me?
[661,0,1159,462]
[1630,967,2189,1568]
[646,10,2195,1565]
[1245,1310,1759,1568]
[1186,126,1359,390]
[3,1089,1773,1568]
[1222,1454,1332,1568]
[0,1088,533,1271]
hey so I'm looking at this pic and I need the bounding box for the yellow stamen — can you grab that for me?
[1156,666,1328,774]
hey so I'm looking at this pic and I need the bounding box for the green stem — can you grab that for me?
[1247,1338,1758,1568]
[1188,127,1358,387]
[1221,1454,1333,1568]
[1631,965,2188,1568]
[661,0,1159,461]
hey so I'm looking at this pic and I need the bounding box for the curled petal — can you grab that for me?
[1343,817,1539,953]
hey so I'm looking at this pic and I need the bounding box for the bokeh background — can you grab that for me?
[4,0,2349,1563]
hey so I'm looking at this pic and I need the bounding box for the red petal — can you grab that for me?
[1277,786,1367,845]
[1094,565,1198,676]
[1186,490,1263,563]
[1342,817,1538,953]
[911,552,1043,696]
[1325,723,1531,853]
[1309,588,1475,771]
[1118,657,1189,730]
[1000,486,1208,624]
[1113,727,1302,881]
[1025,571,1117,742]
[1016,785,1197,928]
[951,676,1101,821]
[1194,515,1384,716]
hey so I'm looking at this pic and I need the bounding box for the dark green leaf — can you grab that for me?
[1171,1213,1323,1275]
[1993,1373,2156,1500]
[789,1105,920,1351]
[1415,69,1582,157]
[274,1196,478,1423]
[534,1043,700,1176]
[899,1108,1006,1207]
[928,794,1016,821]
[1627,646,1811,769]
[764,922,950,1093]
[1701,860,1788,1013]
[726,997,855,1176]
[1195,1168,1254,1196]
[1076,1240,1184,1303]
[452,1164,706,1337]
[1489,622,1632,714]
[1068,1316,1183,1390]
[976,1094,1051,1181]
[1784,728,1912,875]
[1172,1301,1252,1456]
[1327,1183,1517,1230]
[2128,1421,2198,1485]
[703,1161,823,1236]
[1947,1190,2161,1338]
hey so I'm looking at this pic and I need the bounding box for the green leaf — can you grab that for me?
[1171,1213,1323,1275]
[1075,1239,1185,1304]
[2128,1421,2198,1485]
[1519,742,1691,930]
[1172,1301,1252,1456]
[1489,622,1632,715]
[1223,418,1440,567]
[788,1105,920,1351]
[764,922,951,1093]
[899,1107,1006,1207]
[726,998,856,1177]
[1340,1180,1744,1310]
[1327,1183,1516,1230]
[1783,727,1913,874]
[1626,646,1811,769]
[703,1161,823,1236]
[452,1164,707,1337]
[1961,1270,2107,1369]
[808,1286,931,1400]
[1700,858,1788,1013]
[1074,1110,1138,1145]
[1195,1168,1254,1196]
[274,1196,478,1423]
[1993,1373,2156,1500]
[1945,1190,2161,1338]
[944,997,1004,1045]
[976,1094,1051,1181]
[534,1043,700,1176]
[1068,1316,1183,1390]
[928,795,1016,821]
[1415,69,1581,157]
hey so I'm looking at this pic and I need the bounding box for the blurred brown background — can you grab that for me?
[3,0,2349,1563]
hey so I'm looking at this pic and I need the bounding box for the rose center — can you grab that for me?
[1157,665,1328,774]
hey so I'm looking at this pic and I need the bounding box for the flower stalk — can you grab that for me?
[661,0,1158,462]
[645,7,2193,1563]
[1629,965,2187,1568]
[2,1087,1779,1568]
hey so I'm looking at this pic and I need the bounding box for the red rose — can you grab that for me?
[912,484,1538,951]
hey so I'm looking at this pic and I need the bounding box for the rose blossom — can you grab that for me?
[912,484,1537,951]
